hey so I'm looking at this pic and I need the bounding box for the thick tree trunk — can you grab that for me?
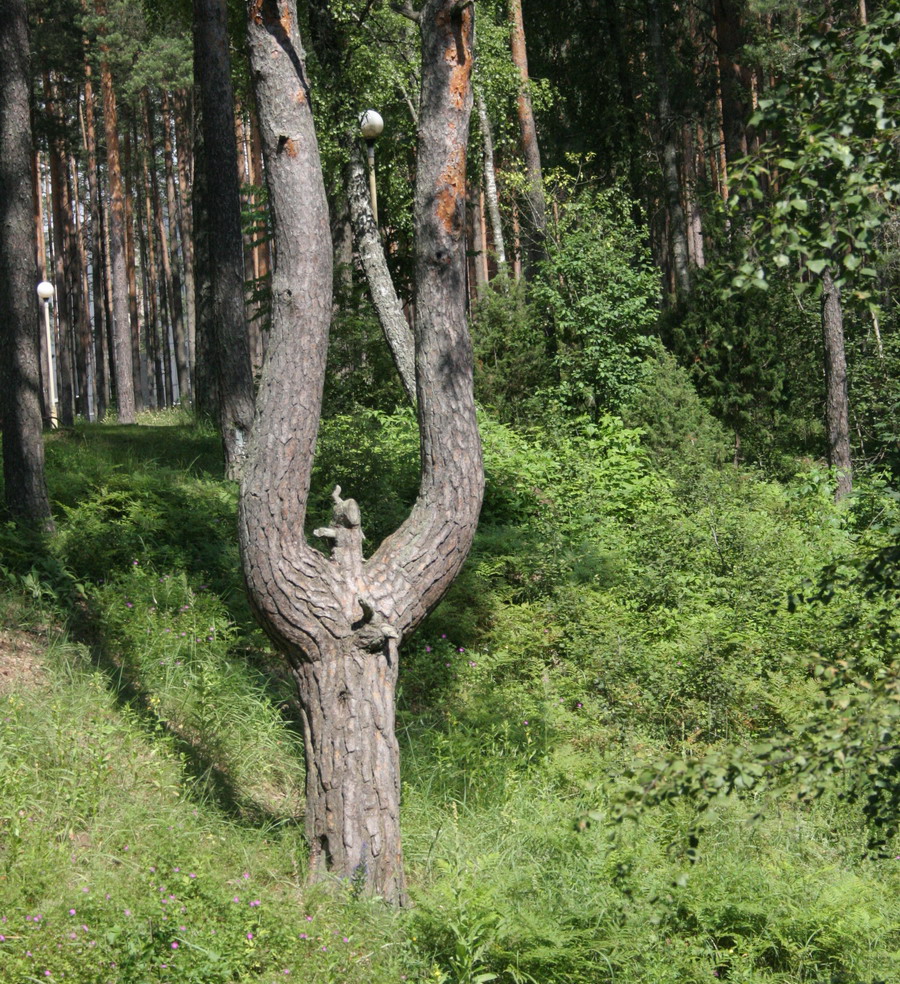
[240,0,483,904]
[194,0,255,478]
[508,0,547,277]
[95,0,136,423]
[476,90,507,269]
[344,136,416,404]
[821,269,852,500]
[0,0,53,525]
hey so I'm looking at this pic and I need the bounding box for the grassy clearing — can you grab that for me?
[1,410,898,983]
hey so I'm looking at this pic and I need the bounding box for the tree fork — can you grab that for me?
[240,0,482,903]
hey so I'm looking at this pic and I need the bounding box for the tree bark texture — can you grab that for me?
[172,88,197,384]
[83,64,109,418]
[821,268,852,500]
[190,90,218,418]
[95,0,136,423]
[649,0,691,298]
[476,89,506,268]
[344,135,417,405]
[712,0,753,170]
[240,0,483,904]
[46,73,75,426]
[508,0,547,277]
[194,0,255,478]
[0,0,53,525]
[157,91,191,405]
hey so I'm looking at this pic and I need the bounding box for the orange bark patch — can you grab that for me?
[435,147,466,235]
[442,7,472,109]
[295,88,307,105]
[250,0,264,26]
[280,1,292,36]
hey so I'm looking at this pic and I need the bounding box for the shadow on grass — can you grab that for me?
[0,421,307,830]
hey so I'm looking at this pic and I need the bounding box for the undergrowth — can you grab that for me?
[0,408,898,983]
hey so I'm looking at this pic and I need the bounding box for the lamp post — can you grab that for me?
[36,280,58,429]
[359,109,384,228]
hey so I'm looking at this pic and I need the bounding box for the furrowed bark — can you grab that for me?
[95,2,136,422]
[0,0,53,526]
[240,0,483,903]
[194,0,255,478]
[344,135,416,404]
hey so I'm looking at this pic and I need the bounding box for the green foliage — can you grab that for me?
[472,179,660,424]
[662,267,825,472]
[730,7,900,305]
[534,178,660,417]
[3,412,900,984]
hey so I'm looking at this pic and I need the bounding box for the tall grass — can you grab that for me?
[0,409,898,983]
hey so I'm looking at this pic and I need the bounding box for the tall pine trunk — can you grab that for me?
[95,0,136,423]
[161,90,192,403]
[172,88,197,387]
[0,0,53,525]
[508,0,547,277]
[193,0,255,478]
[83,63,109,417]
[649,0,691,298]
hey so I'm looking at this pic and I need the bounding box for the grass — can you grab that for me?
[1,410,899,983]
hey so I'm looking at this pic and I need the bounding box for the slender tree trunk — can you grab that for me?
[172,88,197,387]
[143,91,188,404]
[0,0,53,525]
[46,74,75,426]
[123,127,148,408]
[33,150,54,424]
[508,0,547,277]
[475,188,489,288]
[821,268,852,500]
[95,0,136,422]
[194,0,255,478]
[70,150,94,418]
[649,0,691,297]
[83,65,108,418]
[137,122,173,408]
[240,0,483,904]
[712,0,753,170]
[682,123,705,269]
[191,93,217,418]
[476,90,506,269]
[159,90,191,405]
[344,135,416,404]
